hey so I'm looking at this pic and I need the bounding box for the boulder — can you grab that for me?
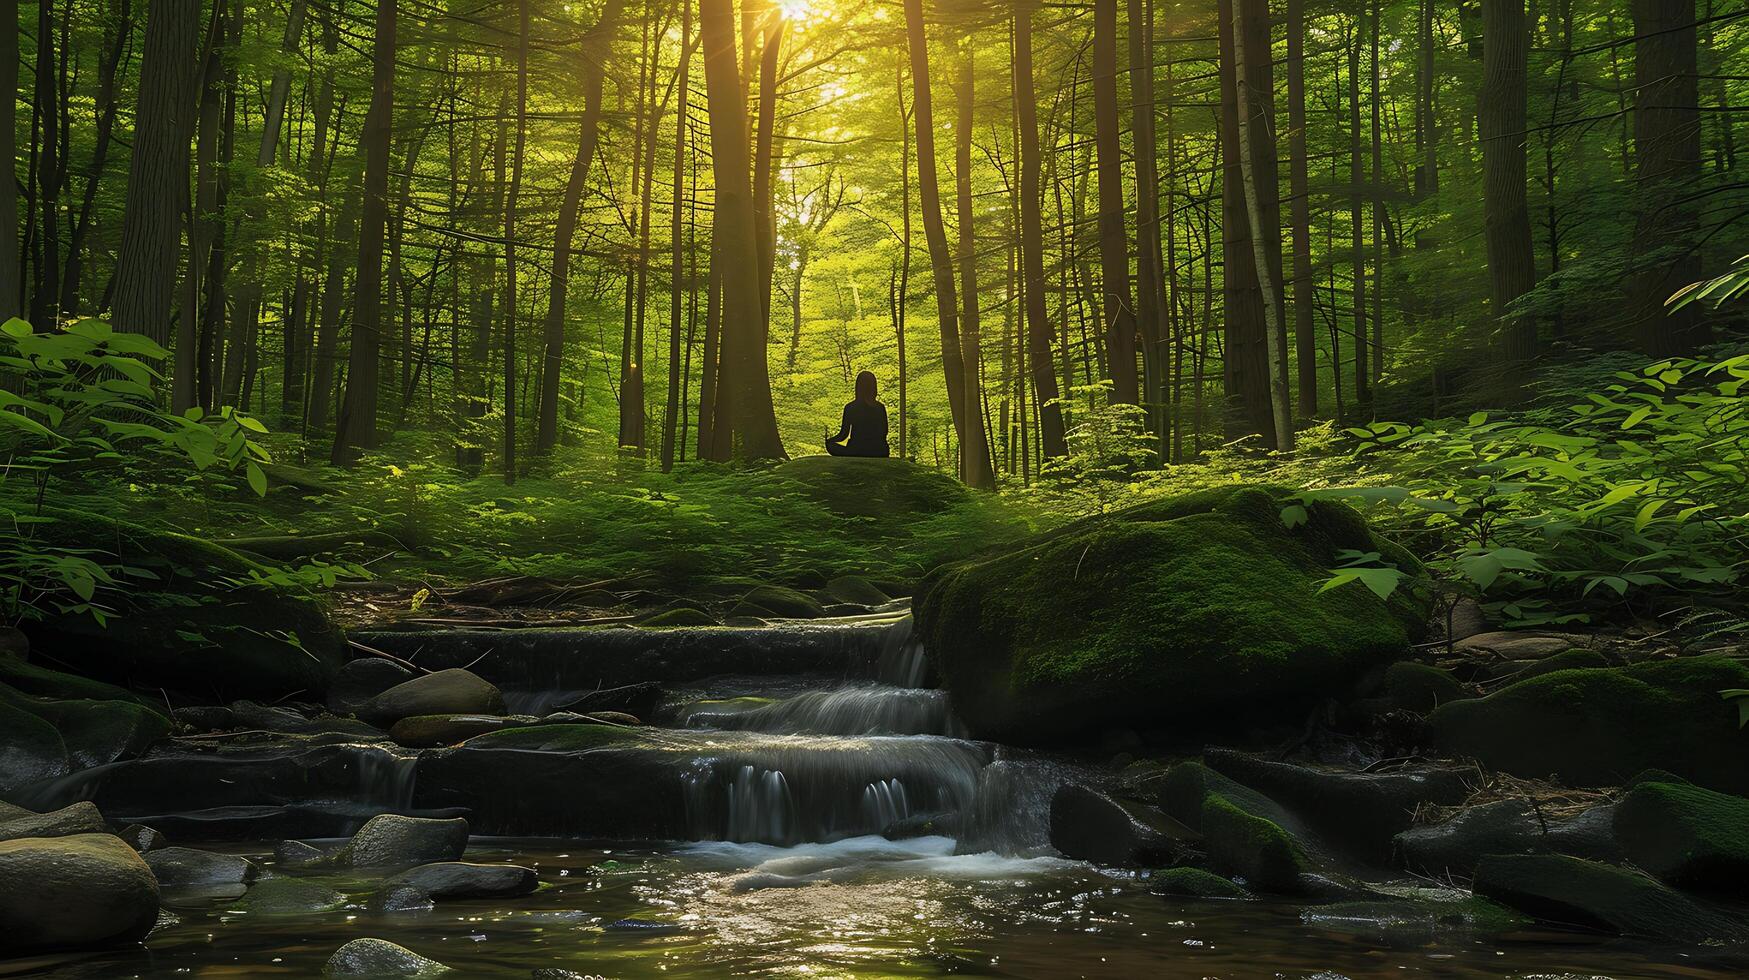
[116,823,168,853]
[1499,648,1611,682]
[143,846,261,888]
[0,801,106,842]
[1614,780,1749,895]
[556,681,664,720]
[1204,750,1469,864]
[274,839,325,865]
[390,714,518,748]
[1378,662,1470,713]
[914,486,1429,741]
[21,508,347,700]
[0,650,144,703]
[0,684,168,796]
[324,938,451,978]
[1148,867,1249,899]
[381,861,538,900]
[738,585,825,620]
[638,608,718,628]
[1452,631,1581,660]
[360,669,506,726]
[329,658,417,716]
[1428,656,1749,793]
[826,575,891,607]
[233,876,347,915]
[1048,784,1190,867]
[1201,793,1311,893]
[1472,853,1747,944]
[1395,800,1545,877]
[0,833,160,955]
[323,814,469,869]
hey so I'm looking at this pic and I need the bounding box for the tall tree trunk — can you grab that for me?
[1093,0,1138,406]
[1014,1,1063,458]
[753,5,782,333]
[1629,0,1707,356]
[1415,0,1438,196]
[1128,0,1167,449]
[61,0,133,315]
[1230,0,1293,451]
[903,0,972,463]
[331,0,396,463]
[1287,0,1315,416]
[109,0,200,346]
[0,0,17,318]
[1347,24,1370,409]
[1369,0,1384,381]
[662,0,694,472]
[183,24,222,413]
[955,48,997,489]
[699,0,785,460]
[28,0,61,325]
[1217,0,1282,447]
[503,0,529,482]
[1479,0,1538,366]
[896,59,913,460]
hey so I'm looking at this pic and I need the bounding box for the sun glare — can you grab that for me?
[778,0,814,22]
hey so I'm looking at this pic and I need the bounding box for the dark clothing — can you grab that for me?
[826,399,890,458]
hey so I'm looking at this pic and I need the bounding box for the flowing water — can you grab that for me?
[17,622,1748,978]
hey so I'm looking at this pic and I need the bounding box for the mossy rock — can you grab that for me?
[1428,656,1749,793]
[1512,648,1610,681]
[739,585,825,620]
[1149,866,1249,899]
[914,486,1430,741]
[0,683,168,798]
[21,508,347,701]
[638,608,719,628]
[460,723,642,753]
[1201,793,1310,893]
[0,654,146,704]
[1614,781,1749,895]
[826,575,891,606]
[1472,853,1747,945]
[1381,662,1470,713]
[773,456,971,519]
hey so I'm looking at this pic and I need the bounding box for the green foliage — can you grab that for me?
[1039,383,1159,508]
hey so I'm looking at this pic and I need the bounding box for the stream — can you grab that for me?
[13,622,1744,978]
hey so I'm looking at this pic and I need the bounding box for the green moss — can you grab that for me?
[638,608,718,628]
[1201,793,1309,893]
[772,456,970,519]
[461,723,641,752]
[1514,648,1610,680]
[0,655,147,704]
[0,683,168,796]
[1429,656,1749,793]
[1614,781,1749,894]
[739,585,824,619]
[22,507,346,700]
[1473,853,1748,945]
[915,486,1429,741]
[1150,866,1249,899]
[1382,662,1469,713]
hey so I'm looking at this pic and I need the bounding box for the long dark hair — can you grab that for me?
[854,370,878,405]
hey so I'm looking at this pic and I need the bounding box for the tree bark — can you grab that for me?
[1479,0,1538,366]
[1093,0,1138,407]
[1286,0,1315,416]
[109,0,201,346]
[1012,4,1065,458]
[502,0,530,481]
[955,48,997,489]
[1629,0,1707,356]
[0,0,18,318]
[662,0,694,472]
[1127,0,1167,448]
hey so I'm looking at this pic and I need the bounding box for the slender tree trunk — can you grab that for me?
[1369,0,1384,381]
[1479,0,1538,366]
[896,60,913,460]
[331,0,396,463]
[1416,0,1438,196]
[903,0,972,462]
[1347,24,1370,409]
[753,6,782,333]
[1629,0,1707,355]
[1287,0,1315,416]
[700,0,784,460]
[1128,0,1166,450]
[1013,2,1066,458]
[502,0,530,481]
[1093,0,1138,406]
[955,48,997,489]
[662,0,694,472]
[109,0,200,346]
[28,0,62,325]
[0,0,17,318]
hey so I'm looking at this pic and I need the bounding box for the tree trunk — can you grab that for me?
[1479,0,1538,366]
[331,0,396,463]
[502,0,529,482]
[1093,0,1138,407]
[109,0,200,346]
[0,0,17,318]
[1013,2,1066,458]
[1347,24,1370,410]
[955,48,997,489]
[1629,0,1707,356]
[1127,0,1167,449]
[699,0,785,460]
[662,0,694,472]
[1286,0,1315,416]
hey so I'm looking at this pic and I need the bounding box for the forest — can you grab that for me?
[2,0,1748,976]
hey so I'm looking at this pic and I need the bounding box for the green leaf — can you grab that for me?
[1279,504,1308,529]
[246,462,268,497]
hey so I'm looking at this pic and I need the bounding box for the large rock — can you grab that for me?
[359,669,506,726]
[1428,656,1749,792]
[389,714,527,748]
[234,876,347,915]
[1157,761,1324,892]
[21,508,347,700]
[1048,784,1188,867]
[0,684,168,796]
[773,456,974,519]
[324,938,451,978]
[915,487,1429,741]
[1204,750,1468,864]
[0,801,106,842]
[1472,853,1747,944]
[1614,779,1749,895]
[738,585,825,620]
[1396,800,1623,878]
[382,861,538,901]
[1148,866,1249,899]
[143,846,261,887]
[324,814,469,869]
[0,833,160,955]
[328,658,416,716]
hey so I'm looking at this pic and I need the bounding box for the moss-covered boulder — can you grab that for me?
[1472,853,1747,945]
[638,607,718,628]
[1202,793,1312,892]
[0,683,168,798]
[1149,866,1249,899]
[915,486,1429,741]
[1380,662,1470,713]
[1614,780,1749,895]
[1428,656,1749,793]
[773,456,971,519]
[738,585,825,620]
[21,508,347,701]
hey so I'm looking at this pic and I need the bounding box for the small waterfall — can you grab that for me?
[956,756,1071,856]
[875,616,929,687]
[674,686,964,737]
[354,746,418,810]
[681,734,988,846]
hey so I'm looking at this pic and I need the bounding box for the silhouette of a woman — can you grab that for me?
[825,371,890,458]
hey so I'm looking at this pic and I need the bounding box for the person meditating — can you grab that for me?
[825,370,891,458]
